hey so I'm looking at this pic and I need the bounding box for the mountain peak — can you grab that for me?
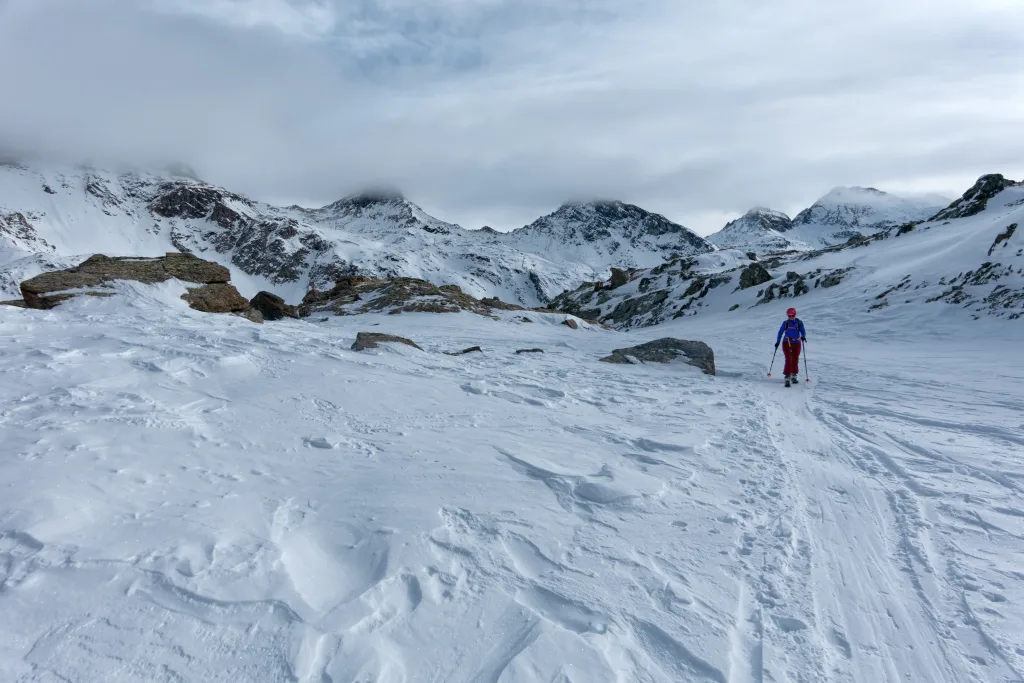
[742,206,791,220]
[707,206,800,253]
[508,198,712,267]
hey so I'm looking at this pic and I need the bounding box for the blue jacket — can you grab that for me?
[777,317,806,344]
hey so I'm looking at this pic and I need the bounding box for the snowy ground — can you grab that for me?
[1,285,1022,683]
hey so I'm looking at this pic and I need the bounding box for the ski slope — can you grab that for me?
[0,286,1022,682]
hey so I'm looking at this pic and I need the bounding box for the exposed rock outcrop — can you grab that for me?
[300,276,495,318]
[599,338,716,375]
[931,174,1021,221]
[19,253,242,311]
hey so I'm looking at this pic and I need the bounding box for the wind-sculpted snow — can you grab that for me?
[0,283,1021,682]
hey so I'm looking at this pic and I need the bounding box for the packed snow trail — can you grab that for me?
[0,286,1022,682]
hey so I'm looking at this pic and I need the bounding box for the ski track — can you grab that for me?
[1,295,1023,682]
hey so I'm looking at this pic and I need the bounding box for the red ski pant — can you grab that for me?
[782,338,802,375]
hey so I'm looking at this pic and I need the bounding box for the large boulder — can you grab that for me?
[182,283,250,313]
[250,290,299,320]
[599,338,716,375]
[20,252,233,310]
[351,332,424,351]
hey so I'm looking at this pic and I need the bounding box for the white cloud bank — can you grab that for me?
[1,0,1022,234]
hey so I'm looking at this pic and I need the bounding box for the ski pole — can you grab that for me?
[767,346,778,377]
[803,340,810,382]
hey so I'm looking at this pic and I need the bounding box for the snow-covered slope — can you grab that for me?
[552,174,1024,327]
[707,207,809,254]
[506,199,714,270]
[0,165,705,307]
[784,186,949,248]
[1,276,1021,682]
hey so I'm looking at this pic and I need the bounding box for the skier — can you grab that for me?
[775,307,806,386]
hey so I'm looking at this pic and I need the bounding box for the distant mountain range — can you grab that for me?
[552,173,1023,327]
[0,165,714,306]
[708,187,950,252]
[0,163,963,306]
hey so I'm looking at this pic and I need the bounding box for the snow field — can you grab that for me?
[0,286,1022,682]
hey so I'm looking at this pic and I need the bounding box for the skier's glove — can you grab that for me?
[801,337,806,342]
[774,342,779,349]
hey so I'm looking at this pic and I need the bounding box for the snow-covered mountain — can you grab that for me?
[0,165,713,307]
[506,199,713,270]
[706,207,809,254]
[551,174,1024,328]
[783,186,949,248]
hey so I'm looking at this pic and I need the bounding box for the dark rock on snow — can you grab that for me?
[609,267,629,289]
[516,348,544,354]
[930,174,1021,221]
[444,346,483,356]
[599,338,716,375]
[250,290,300,320]
[351,332,424,352]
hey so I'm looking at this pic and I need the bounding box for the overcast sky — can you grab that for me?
[1,0,1022,235]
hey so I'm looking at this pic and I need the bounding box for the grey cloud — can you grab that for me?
[1,0,1022,236]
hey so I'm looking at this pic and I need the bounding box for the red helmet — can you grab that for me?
[786,308,796,316]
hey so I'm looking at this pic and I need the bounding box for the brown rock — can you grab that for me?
[351,332,424,351]
[181,283,250,313]
[20,252,232,310]
[562,318,579,329]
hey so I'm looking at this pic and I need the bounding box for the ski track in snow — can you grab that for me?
[1,292,1022,682]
